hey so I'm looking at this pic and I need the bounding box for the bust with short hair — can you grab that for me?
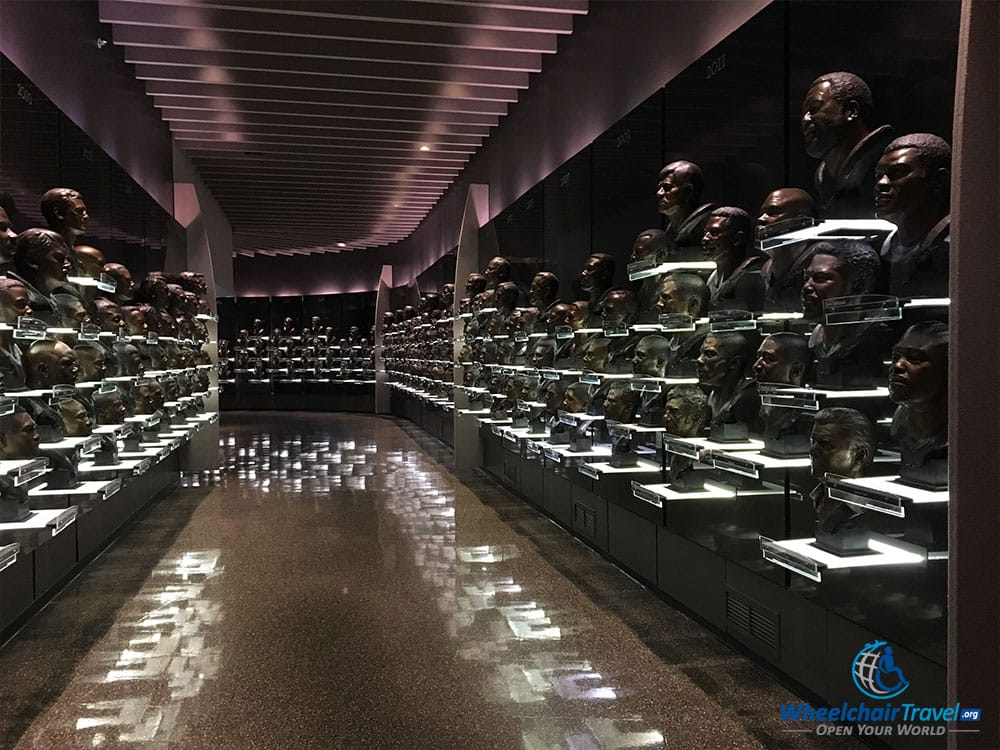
[697,330,763,438]
[654,273,710,375]
[9,228,68,324]
[59,398,93,437]
[803,240,892,388]
[876,133,951,297]
[801,71,894,217]
[889,322,948,489]
[0,204,16,272]
[754,333,814,455]
[40,188,87,263]
[528,272,560,312]
[577,253,616,326]
[656,160,717,259]
[629,229,671,321]
[0,408,40,460]
[810,406,877,553]
[703,206,765,311]
[758,189,820,312]
[94,389,129,425]
[631,335,672,378]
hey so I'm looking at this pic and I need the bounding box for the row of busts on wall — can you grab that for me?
[382,300,454,399]
[0,187,213,504]
[219,318,374,380]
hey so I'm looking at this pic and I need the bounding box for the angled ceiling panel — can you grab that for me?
[99,0,587,255]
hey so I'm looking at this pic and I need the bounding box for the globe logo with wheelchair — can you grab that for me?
[852,640,910,700]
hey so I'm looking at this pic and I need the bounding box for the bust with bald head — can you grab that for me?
[101,263,134,305]
[25,339,80,388]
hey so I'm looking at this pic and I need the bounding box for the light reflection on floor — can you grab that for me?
[6,415,855,750]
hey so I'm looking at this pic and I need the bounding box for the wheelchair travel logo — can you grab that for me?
[852,640,910,700]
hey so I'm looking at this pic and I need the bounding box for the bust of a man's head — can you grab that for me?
[703,207,752,266]
[115,342,144,376]
[753,333,810,386]
[875,133,951,239]
[631,335,672,377]
[603,381,640,423]
[560,381,591,413]
[544,302,583,334]
[0,206,16,261]
[655,273,709,318]
[495,282,519,311]
[133,380,166,414]
[440,283,455,308]
[103,263,135,303]
[121,305,149,336]
[25,339,80,387]
[0,278,32,326]
[54,293,90,327]
[697,331,760,388]
[629,229,669,264]
[530,338,557,368]
[40,188,88,241]
[529,272,559,308]
[12,228,71,292]
[663,385,710,437]
[484,256,511,286]
[74,343,108,381]
[94,390,128,425]
[888,322,948,406]
[576,337,610,372]
[138,273,170,308]
[801,71,875,160]
[600,289,637,328]
[176,270,207,296]
[0,408,39,459]
[801,240,880,320]
[94,298,124,333]
[809,407,876,480]
[757,188,818,228]
[59,398,93,437]
[75,245,106,279]
[579,254,615,294]
[465,272,487,297]
[657,161,705,221]
[543,380,567,412]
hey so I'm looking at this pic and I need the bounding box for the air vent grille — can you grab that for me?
[726,589,779,652]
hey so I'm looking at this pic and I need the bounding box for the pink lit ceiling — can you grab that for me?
[97,0,588,257]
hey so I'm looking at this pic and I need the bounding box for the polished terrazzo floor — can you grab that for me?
[0,413,864,749]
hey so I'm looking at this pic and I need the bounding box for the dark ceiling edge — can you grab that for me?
[0,0,176,216]
[233,0,770,297]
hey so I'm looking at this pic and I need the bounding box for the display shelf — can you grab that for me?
[760,534,926,583]
[826,475,948,518]
[0,542,18,574]
[39,436,102,455]
[627,259,717,281]
[630,480,738,508]
[578,458,661,477]
[663,435,765,460]
[758,385,890,411]
[0,458,49,486]
[30,479,121,500]
[0,507,77,537]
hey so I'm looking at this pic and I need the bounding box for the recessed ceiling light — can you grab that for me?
[337,242,346,247]
[419,145,430,152]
